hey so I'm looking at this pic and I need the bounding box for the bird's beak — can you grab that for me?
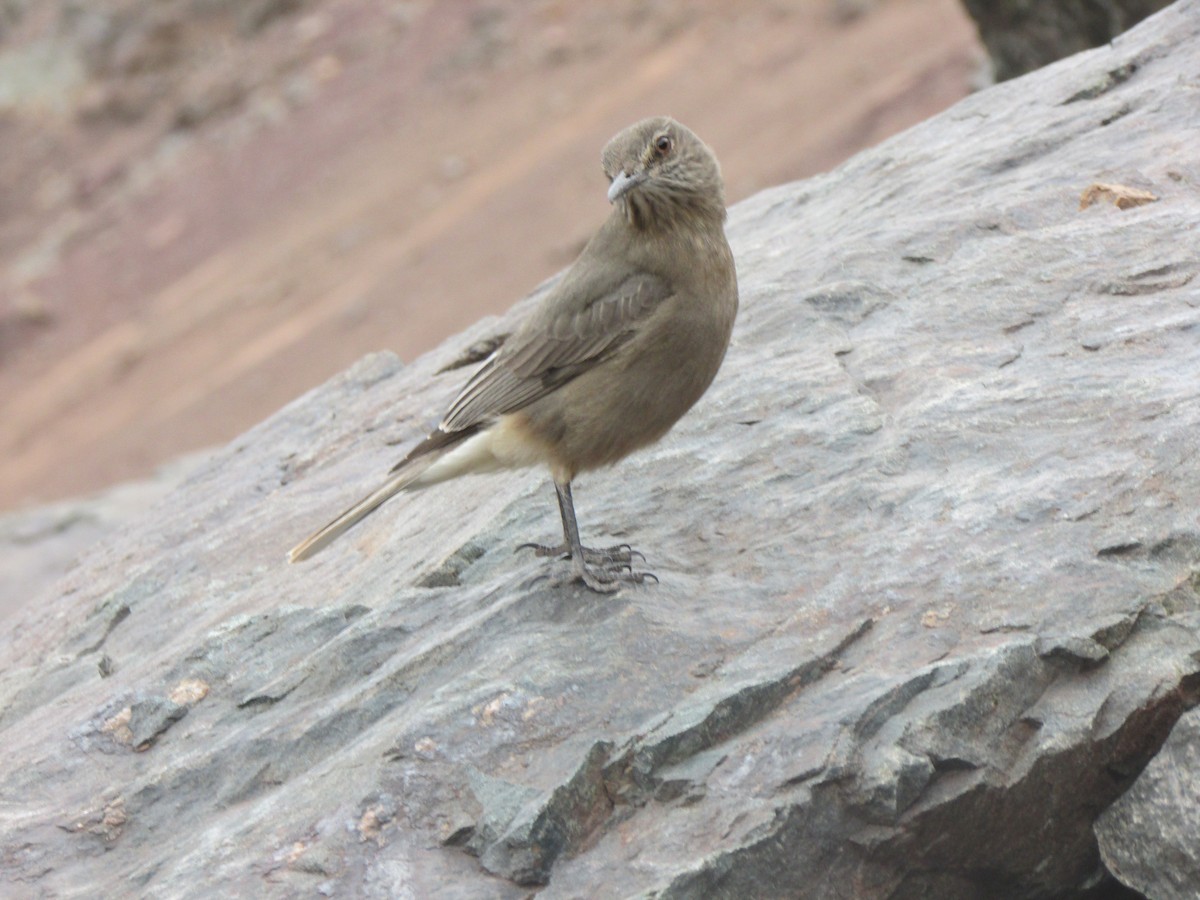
[607,170,647,204]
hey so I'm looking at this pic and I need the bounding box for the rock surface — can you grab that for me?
[3,3,1199,897]
[0,452,207,628]
[1096,705,1200,899]
[961,0,1174,80]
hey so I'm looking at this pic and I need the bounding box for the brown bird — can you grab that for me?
[289,116,738,591]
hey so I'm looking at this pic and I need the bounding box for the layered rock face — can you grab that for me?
[2,3,1198,897]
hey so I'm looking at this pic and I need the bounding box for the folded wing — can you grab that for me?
[439,271,673,432]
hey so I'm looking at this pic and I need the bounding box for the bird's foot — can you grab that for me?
[516,541,643,567]
[575,558,657,593]
[520,545,657,593]
[535,560,657,594]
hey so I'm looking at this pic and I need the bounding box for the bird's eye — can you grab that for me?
[653,134,673,157]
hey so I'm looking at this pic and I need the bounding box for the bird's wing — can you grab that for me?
[439,270,672,432]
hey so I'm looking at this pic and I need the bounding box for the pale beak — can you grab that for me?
[607,170,647,203]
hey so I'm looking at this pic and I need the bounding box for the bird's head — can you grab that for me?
[601,117,725,228]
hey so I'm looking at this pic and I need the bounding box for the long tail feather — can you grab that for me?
[288,457,436,563]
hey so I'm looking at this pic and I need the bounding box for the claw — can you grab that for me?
[520,551,656,593]
[579,568,624,593]
[570,559,654,593]
[610,543,646,563]
[516,540,641,568]
[520,482,655,593]
[516,542,569,559]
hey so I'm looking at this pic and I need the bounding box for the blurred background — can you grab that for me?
[0,0,1172,606]
[1,0,983,512]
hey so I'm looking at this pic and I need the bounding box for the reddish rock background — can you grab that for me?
[0,0,981,510]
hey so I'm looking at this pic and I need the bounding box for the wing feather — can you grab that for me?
[440,272,671,431]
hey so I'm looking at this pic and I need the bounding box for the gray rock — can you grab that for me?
[3,3,1200,896]
[1096,704,1200,899]
[960,0,1175,81]
[0,450,207,630]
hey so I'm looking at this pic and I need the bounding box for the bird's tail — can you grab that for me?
[287,456,437,563]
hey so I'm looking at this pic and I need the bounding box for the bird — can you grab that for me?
[288,116,738,592]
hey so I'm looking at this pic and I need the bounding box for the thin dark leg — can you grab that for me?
[554,480,583,558]
[518,479,652,592]
[557,480,619,592]
[515,480,640,566]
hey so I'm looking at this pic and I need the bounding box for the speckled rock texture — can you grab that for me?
[2,3,1199,897]
[1097,703,1200,899]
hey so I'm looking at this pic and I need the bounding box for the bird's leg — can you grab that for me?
[521,480,652,592]
[516,480,641,566]
[555,480,649,592]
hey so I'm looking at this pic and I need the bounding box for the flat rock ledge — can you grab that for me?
[3,3,1200,897]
